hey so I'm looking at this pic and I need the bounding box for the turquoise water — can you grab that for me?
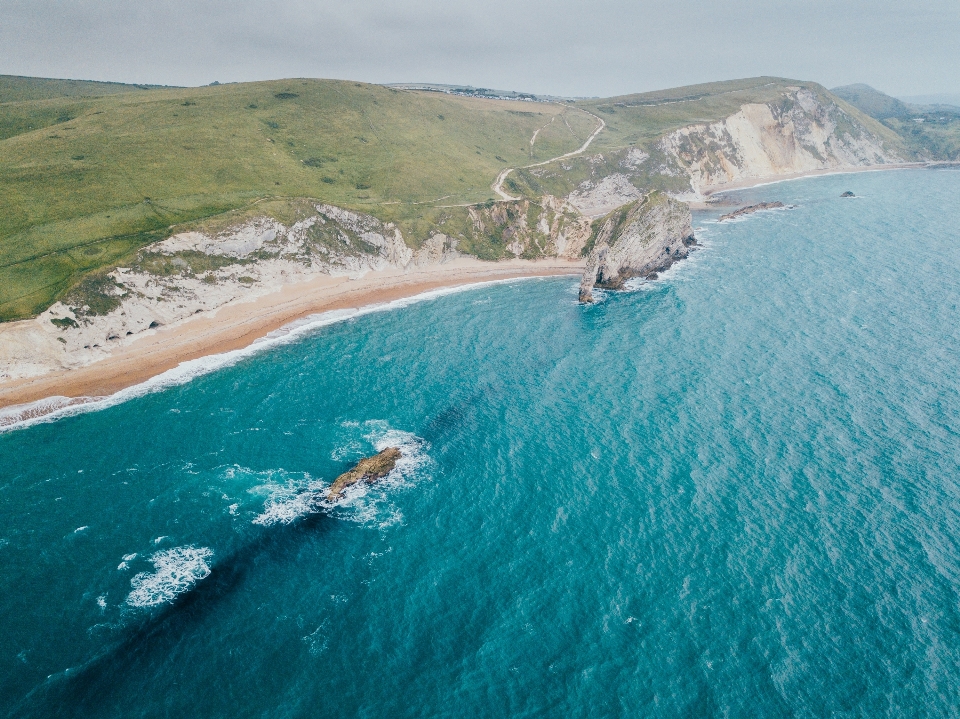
[3,168,960,717]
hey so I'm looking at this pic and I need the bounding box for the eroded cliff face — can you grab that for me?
[0,194,595,382]
[0,204,463,381]
[579,192,694,303]
[466,195,591,259]
[656,88,904,199]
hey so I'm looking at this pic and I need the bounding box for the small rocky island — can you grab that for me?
[841,191,856,197]
[718,201,785,222]
[327,447,402,502]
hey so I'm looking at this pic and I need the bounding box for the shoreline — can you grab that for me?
[687,162,956,208]
[5,162,958,425]
[0,258,584,419]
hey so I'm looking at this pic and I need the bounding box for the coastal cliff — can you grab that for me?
[579,192,694,303]
[514,85,907,206]
[657,88,904,199]
[0,199,589,383]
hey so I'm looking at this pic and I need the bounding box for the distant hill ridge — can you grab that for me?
[0,75,177,104]
[831,83,960,162]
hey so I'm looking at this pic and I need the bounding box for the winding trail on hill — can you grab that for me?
[493,109,607,201]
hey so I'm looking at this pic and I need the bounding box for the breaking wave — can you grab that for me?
[126,546,214,608]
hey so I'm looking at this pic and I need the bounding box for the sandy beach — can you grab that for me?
[0,258,584,415]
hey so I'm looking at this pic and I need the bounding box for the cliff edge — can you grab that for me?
[579,192,694,303]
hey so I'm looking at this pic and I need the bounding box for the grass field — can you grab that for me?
[578,77,899,151]
[0,77,604,319]
[0,74,935,322]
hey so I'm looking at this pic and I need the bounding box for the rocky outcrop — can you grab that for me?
[718,201,785,222]
[567,174,644,219]
[327,447,402,502]
[579,191,695,302]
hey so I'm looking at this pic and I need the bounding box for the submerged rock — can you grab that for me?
[579,191,695,303]
[718,201,784,222]
[326,447,402,502]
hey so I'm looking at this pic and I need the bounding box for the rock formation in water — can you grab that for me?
[579,192,695,303]
[718,202,785,222]
[841,191,856,197]
[326,447,402,502]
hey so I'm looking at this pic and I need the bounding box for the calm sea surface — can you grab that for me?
[3,168,960,717]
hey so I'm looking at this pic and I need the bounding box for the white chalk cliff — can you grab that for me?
[656,88,903,200]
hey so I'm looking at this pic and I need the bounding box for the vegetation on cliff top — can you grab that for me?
[0,77,595,319]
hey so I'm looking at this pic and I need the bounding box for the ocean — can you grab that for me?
[2,167,960,717]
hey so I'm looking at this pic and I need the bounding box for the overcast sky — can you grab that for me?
[1,0,958,97]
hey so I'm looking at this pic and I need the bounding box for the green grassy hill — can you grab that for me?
[831,84,913,120]
[0,75,172,103]
[0,78,598,320]
[0,74,938,322]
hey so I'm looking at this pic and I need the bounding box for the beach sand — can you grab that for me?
[0,258,584,414]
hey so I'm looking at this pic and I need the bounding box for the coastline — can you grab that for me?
[686,162,953,208]
[5,162,958,424]
[0,258,583,418]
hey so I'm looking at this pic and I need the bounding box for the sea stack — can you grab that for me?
[326,447,402,502]
[579,191,695,303]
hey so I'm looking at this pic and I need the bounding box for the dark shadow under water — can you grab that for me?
[12,511,336,719]
[10,393,488,718]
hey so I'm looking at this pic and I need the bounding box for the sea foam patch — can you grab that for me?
[252,480,320,526]
[0,395,104,429]
[126,546,214,607]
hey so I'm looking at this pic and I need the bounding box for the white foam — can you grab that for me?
[252,485,320,526]
[303,621,329,656]
[251,422,430,527]
[125,546,214,607]
[0,395,104,429]
[0,275,571,434]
